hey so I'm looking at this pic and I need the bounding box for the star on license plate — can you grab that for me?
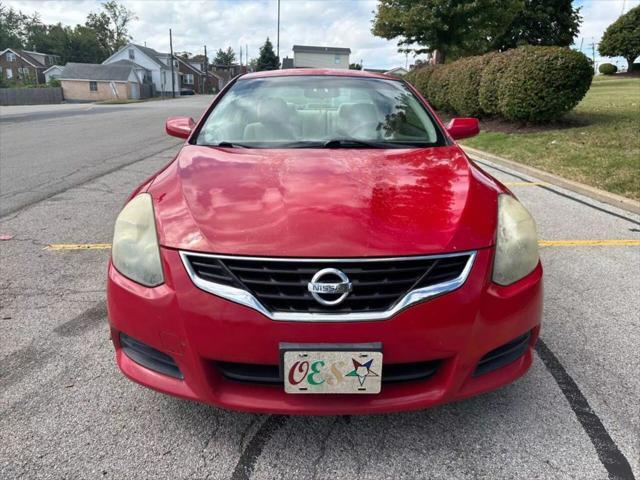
[283,350,383,394]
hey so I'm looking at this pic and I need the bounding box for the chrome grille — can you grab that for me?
[183,253,473,314]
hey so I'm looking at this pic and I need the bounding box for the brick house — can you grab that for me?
[176,57,217,94]
[0,48,60,84]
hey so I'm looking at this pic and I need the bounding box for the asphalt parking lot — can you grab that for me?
[1,96,638,480]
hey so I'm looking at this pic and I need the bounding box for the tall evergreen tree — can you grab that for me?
[256,37,279,71]
[213,47,236,66]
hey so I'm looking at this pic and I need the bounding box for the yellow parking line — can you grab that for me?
[45,243,111,251]
[43,239,640,251]
[504,181,548,187]
[539,239,640,247]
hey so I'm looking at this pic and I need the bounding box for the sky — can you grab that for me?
[4,0,639,70]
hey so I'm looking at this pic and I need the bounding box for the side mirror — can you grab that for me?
[165,116,195,139]
[446,117,480,140]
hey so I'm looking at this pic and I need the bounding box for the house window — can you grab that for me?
[18,67,30,78]
[334,55,341,64]
[89,81,98,91]
[183,73,194,85]
[6,52,16,62]
[6,68,12,79]
[129,49,135,60]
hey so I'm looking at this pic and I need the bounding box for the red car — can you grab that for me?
[107,69,542,414]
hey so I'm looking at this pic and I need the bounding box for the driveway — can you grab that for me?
[0,96,638,479]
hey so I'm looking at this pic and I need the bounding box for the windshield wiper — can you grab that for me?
[214,141,252,148]
[322,139,387,148]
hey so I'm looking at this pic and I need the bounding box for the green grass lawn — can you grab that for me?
[462,76,640,200]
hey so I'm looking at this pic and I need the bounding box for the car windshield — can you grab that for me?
[195,75,445,148]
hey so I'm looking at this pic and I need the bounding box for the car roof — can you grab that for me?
[241,68,401,81]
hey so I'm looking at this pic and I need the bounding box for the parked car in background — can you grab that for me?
[107,69,543,414]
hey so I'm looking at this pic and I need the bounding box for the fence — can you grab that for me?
[0,87,63,106]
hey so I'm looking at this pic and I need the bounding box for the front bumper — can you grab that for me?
[107,247,543,415]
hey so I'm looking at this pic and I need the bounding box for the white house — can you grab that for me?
[292,45,351,69]
[102,43,180,96]
[43,65,64,83]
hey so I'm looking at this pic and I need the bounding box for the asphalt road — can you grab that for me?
[0,96,214,217]
[1,97,638,480]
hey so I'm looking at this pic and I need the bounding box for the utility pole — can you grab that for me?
[591,38,596,73]
[277,0,281,61]
[169,28,175,98]
[246,45,248,70]
[204,45,208,93]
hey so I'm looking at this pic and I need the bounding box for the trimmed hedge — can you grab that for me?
[598,63,617,75]
[405,46,593,123]
[447,54,495,116]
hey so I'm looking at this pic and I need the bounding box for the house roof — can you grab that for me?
[175,57,204,75]
[133,44,169,67]
[43,65,64,74]
[59,63,135,81]
[0,48,49,68]
[292,45,351,55]
[385,67,408,75]
[110,59,149,70]
[103,43,169,69]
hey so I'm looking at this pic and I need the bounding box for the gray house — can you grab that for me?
[291,45,351,69]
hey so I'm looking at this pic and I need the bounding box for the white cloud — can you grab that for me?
[6,0,638,69]
[4,0,422,69]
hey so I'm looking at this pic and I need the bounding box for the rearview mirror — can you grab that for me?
[446,118,480,140]
[165,116,195,139]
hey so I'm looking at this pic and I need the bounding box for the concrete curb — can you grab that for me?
[461,145,640,215]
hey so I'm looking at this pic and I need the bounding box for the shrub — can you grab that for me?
[478,50,515,116]
[447,55,494,116]
[497,46,593,122]
[425,65,451,111]
[630,63,640,72]
[599,63,618,75]
[412,65,437,99]
[405,46,593,122]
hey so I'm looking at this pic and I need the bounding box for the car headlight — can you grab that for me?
[112,193,164,287]
[492,194,539,286]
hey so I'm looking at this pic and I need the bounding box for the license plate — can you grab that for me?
[283,350,383,394]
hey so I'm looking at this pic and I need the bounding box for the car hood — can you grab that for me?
[149,145,499,257]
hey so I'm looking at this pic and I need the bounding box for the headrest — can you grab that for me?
[338,103,377,124]
[257,97,290,123]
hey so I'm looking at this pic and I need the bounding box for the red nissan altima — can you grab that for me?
[107,69,542,414]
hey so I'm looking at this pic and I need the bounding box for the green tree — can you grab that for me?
[86,1,136,55]
[26,23,68,58]
[598,5,640,71]
[491,0,581,51]
[256,37,279,71]
[213,47,236,66]
[67,25,110,63]
[372,0,522,63]
[349,63,362,70]
[0,4,28,49]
